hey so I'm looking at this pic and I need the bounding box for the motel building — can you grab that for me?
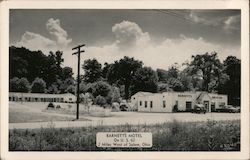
[9,92,76,103]
[131,91,228,113]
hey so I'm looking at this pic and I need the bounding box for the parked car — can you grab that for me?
[191,104,206,114]
[120,100,129,111]
[216,105,239,113]
[234,106,241,113]
[47,102,55,109]
[227,106,240,113]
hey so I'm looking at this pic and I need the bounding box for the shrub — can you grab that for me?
[31,77,46,93]
[94,95,106,106]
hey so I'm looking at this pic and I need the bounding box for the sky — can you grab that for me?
[9,9,241,75]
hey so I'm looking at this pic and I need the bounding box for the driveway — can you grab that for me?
[9,112,240,129]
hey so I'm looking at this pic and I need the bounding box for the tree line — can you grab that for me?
[9,46,240,106]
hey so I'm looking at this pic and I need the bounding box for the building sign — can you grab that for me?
[212,96,223,99]
[178,94,192,98]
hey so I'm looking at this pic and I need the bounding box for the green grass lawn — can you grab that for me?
[9,108,74,123]
[9,120,240,151]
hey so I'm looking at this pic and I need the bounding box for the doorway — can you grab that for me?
[204,101,209,112]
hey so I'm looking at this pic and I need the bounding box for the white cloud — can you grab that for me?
[14,20,240,76]
[14,18,71,54]
[189,11,240,31]
[46,18,72,47]
[111,20,150,50]
[224,15,241,30]
[16,31,56,52]
[83,21,240,72]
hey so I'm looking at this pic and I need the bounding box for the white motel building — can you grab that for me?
[131,91,228,112]
[9,92,76,103]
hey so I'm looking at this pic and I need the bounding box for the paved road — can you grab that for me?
[9,112,240,129]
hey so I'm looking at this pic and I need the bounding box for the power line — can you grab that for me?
[153,9,196,24]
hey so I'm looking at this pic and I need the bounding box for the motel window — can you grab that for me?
[163,101,166,108]
[69,98,72,101]
[60,98,63,102]
[139,101,142,106]
[9,97,11,101]
[145,101,147,108]
[219,102,225,107]
[150,101,153,108]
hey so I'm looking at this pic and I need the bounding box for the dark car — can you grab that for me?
[119,100,130,111]
[47,102,55,109]
[191,104,206,114]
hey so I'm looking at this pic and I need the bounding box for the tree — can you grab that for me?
[111,87,121,103]
[167,78,184,91]
[179,71,193,91]
[130,67,158,95]
[79,82,92,94]
[31,77,46,93]
[47,84,59,94]
[59,78,75,93]
[168,65,179,79]
[95,95,107,106]
[156,69,168,83]
[82,59,102,83]
[10,77,20,92]
[189,52,222,91]
[9,77,30,92]
[107,56,143,99]
[91,81,111,98]
[61,67,74,80]
[102,62,112,79]
[66,85,76,94]
[221,56,241,105]
[18,78,30,92]
[157,83,172,92]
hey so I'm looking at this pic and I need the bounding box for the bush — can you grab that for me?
[91,81,111,97]
[10,77,30,92]
[31,77,46,93]
[94,95,106,106]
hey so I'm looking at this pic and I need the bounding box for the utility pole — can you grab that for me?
[72,44,85,119]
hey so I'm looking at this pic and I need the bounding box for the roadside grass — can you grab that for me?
[9,119,240,151]
[9,107,90,123]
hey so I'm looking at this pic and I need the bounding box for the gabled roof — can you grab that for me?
[196,92,212,101]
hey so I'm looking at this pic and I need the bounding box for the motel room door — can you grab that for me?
[204,101,209,112]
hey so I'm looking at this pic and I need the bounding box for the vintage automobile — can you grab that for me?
[119,100,129,111]
[191,104,206,114]
[216,105,239,113]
